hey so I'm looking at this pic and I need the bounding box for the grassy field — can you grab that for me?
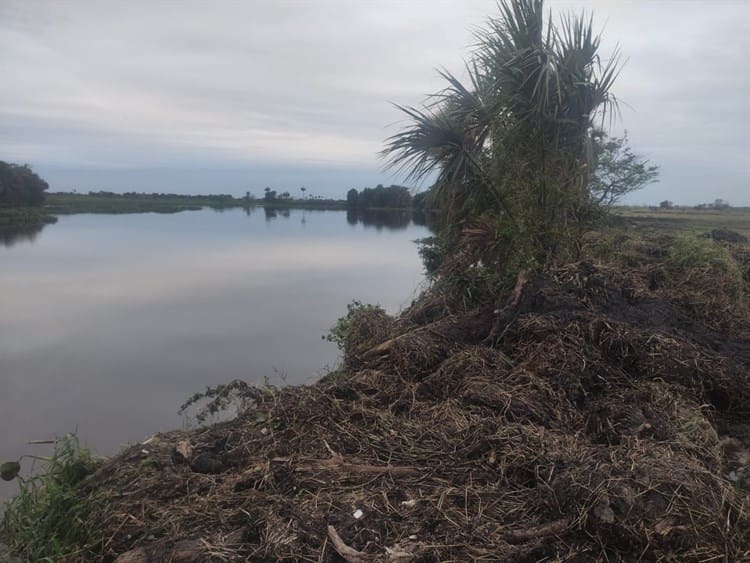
[44,193,219,214]
[44,193,349,214]
[617,206,750,239]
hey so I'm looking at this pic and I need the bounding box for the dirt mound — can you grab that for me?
[711,228,748,244]
[10,237,749,562]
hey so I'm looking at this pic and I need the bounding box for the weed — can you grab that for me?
[1,434,103,561]
[663,233,744,322]
[666,232,741,276]
[324,300,385,351]
[415,236,443,276]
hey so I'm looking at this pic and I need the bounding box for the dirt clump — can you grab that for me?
[25,236,750,562]
[711,228,748,244]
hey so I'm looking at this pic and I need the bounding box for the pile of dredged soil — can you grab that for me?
[64,233,750,561]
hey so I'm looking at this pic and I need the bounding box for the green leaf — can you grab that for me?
[1,460,21,481]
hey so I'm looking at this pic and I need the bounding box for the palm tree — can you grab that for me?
[384,0,621,268]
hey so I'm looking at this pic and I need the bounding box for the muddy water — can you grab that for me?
[0,207,430,501]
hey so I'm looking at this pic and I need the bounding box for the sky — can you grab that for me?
[1,0,748,205]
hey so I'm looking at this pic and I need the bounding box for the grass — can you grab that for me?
[663,232,745,321]
[0,435,103,562]
[582,221,748,329]
[0,207,58,228]
[617,206,750,239]
[45,193,208,214]
[666,232,741,274]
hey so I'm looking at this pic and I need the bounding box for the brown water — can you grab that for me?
[0,207,430,501]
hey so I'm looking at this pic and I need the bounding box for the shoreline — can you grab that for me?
[0,207,58,229]
[2,222,748,561]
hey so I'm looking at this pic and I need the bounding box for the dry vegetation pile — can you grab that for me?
[20,232,750,562]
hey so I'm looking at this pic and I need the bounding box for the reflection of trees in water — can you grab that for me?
[263,207,292,221]
[411,210,429,227]
[259,206,436,232]
[0,223,49,248]
[347,209,436,232]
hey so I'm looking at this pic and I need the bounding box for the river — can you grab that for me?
[0,207,431,501]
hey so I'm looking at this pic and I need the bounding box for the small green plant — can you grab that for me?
[323,300,384,350]
[1,434,102,561]
[415,236,443,276]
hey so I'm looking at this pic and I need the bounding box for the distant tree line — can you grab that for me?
[261,186,344,206]
[83,191,236,201]
[694,199,731,210]
[346,184,412,210]
[659,198,733,210]
[263,187,291,202]
[0,162,49,207]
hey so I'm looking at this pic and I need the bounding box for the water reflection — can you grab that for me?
[0,208,432,495]
[238,206,435,231]
[0,222,50,248]
[344,208,434,231]
[263,206,291,220]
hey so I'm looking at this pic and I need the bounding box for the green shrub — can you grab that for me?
[415,236,444,276]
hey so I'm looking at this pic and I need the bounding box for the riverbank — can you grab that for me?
[0,207,58,228]
[44,192,352,214]
[2,221,748,561]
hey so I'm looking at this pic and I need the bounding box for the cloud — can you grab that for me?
[0,237,417,318]
[1,0,748,204]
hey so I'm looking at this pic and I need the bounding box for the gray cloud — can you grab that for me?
[1,0,748,204]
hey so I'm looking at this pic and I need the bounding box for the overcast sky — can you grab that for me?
[1,0,748,204]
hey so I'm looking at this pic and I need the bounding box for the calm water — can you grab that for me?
[0,207,430,496]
